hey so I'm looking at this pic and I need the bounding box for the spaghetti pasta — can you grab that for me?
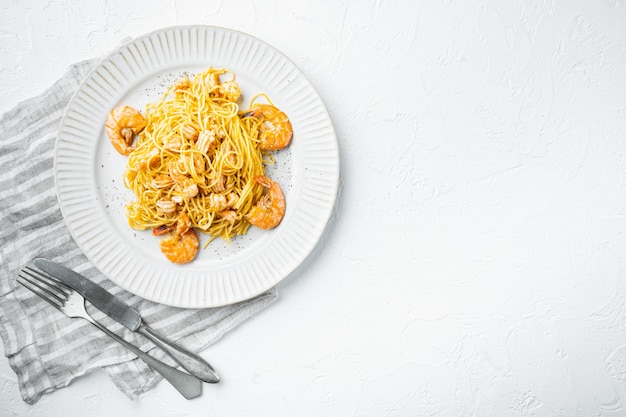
[111,66,291,263]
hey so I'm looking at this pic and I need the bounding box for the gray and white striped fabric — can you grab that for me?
[0,59,277,404]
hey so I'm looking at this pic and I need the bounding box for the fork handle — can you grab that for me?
[138,323,219,383]
[90,320,202,399]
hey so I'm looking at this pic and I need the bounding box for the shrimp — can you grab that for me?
[212,174,226,192]
[220,209,238,225]
[218,81,241,102]
[179,180,199,199]
[205,72,221,91]
[151,174,174,189]
[173,76,191,94]
[156,198,177,214]
[244,104,292,151]
[105,105,147,155]
[181,124,199,142]
[159,213,199,264]
[207,192,238,212]
[153,212,192,236]
[220,141,238,167]
[152,224,173,236]
[159,224,200,264]
[190,153,207,175]
[245,176,285,229]
[196,129,218,155]
[204,69,241,101]
[169,164,199,199]
[174,212,192,235]
[137,147,161,170]
[164,135,183,152]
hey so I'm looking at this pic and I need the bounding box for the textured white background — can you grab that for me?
[2,0,626,416]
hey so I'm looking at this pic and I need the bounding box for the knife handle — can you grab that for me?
[91,320,203,399]
[138,323,220,384]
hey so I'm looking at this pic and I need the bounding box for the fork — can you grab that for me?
[17,265,203,400]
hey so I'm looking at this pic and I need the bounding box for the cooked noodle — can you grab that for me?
[123,67,272,243]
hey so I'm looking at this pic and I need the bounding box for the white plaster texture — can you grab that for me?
[2,0,626,416]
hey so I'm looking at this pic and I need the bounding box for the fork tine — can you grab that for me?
[18,266,71,305]
[17,273,64,310]
[23,265,73,293]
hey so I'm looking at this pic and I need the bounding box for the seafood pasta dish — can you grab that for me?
[104,67,292,264]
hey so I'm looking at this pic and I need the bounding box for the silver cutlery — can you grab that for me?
[33,258,219,384]
[17,265,203,400]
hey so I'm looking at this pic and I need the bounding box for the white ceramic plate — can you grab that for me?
[55,26,339,308]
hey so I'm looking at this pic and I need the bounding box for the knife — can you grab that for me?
[33,258,220,384]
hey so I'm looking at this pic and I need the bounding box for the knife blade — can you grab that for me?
[33,258,220,384]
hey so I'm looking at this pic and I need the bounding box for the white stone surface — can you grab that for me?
[2,0,626,415]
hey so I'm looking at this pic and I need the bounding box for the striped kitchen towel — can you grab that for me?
[0,59,277,404]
